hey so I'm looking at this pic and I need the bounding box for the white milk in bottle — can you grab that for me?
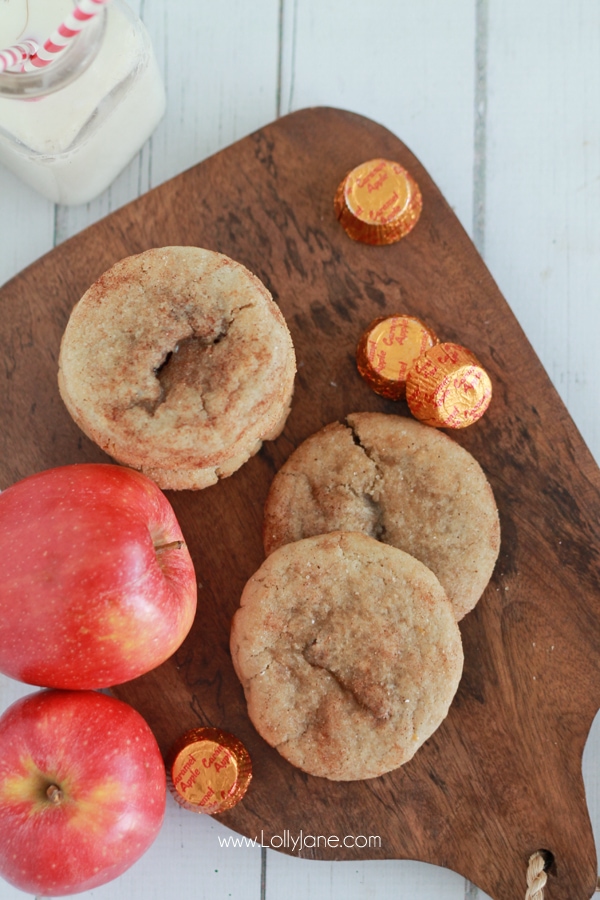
[0,0,166,204]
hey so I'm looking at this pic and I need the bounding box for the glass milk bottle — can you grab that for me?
[0,0,166,205]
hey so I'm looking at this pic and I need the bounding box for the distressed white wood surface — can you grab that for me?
[485,0,600,465]
[0,1,599,898]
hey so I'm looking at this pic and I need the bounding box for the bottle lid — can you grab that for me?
[406,342,492,428]
[334,159,422,245]
[356,314,439,399]
[167,727,252,814]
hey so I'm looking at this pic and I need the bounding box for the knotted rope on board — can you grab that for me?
[525,851,548,900]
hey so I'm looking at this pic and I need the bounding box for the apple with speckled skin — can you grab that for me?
[0,688,166,896]
[0,463,197,689]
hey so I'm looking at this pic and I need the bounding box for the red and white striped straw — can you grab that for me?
[22,0,112,72]
[0,40,38,75]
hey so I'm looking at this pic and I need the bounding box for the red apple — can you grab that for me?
[0,688,166,896]
[0,464,197,689]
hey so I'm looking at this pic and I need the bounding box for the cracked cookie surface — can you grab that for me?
[263,413,500,619]
[58,247,296,490]
[230,531,463,780]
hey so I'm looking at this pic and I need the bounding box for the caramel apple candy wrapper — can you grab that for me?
[334,158,422,245]
[356,314,439,399]
[167,727,252,814]
[406,342,492,428]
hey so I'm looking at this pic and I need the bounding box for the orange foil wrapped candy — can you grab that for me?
[168,727,252,814]
[334,158,422,245]
[356,315,439,400]
[406,342,492,428]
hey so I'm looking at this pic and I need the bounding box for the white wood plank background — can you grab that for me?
[0,1,599,898]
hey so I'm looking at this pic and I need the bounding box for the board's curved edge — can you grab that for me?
[1,105,599,900]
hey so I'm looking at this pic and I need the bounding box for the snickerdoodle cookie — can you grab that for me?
[263,413,500,619]
[58,247,296,490]
[230,531,463,781]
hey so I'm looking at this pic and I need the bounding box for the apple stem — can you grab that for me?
[154,539,185,553]
[46,784,64,804]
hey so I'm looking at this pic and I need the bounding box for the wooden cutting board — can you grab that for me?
[1,107,599,900]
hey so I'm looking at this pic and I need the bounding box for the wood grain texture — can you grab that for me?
[0,108,598,900]
[485,0,600,480]
[52,0,281,249]
[266,855,468,900]
[0,167,55,291]
[279,0,476,234]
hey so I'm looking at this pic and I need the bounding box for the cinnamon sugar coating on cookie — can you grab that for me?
[231,531,463,781]
[58,247,296,490]
[263,413,500,619]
